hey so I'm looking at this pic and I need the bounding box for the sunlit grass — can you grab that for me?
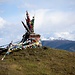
[0,47,75,75]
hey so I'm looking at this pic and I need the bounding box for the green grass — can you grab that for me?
[0,47,75,75]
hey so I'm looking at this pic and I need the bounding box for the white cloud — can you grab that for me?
[41,31,75,41]
[0,38,6,46]
[31,9,75,40]
[41,36,49,40]
[0,17,24,45]
[0,38,3,41]
[0,0,75,46]
[0,10,4,13]
[33,9,75,33]
[0,17,6,28]
[19,3,36,9]
[0,0,15,3]
[0,0,7,2]
[34,9,48,30]
[54,32,75,40]
[44,11,75,28]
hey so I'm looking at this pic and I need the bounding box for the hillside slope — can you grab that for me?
[0,47,75,75]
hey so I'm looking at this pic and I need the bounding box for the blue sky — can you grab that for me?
[0,0,75,45]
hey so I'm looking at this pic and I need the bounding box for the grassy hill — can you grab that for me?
[0,47,75,75]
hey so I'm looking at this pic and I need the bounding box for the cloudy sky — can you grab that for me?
[0,0,75,45]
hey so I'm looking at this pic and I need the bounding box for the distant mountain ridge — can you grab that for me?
[42,40,75,52]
